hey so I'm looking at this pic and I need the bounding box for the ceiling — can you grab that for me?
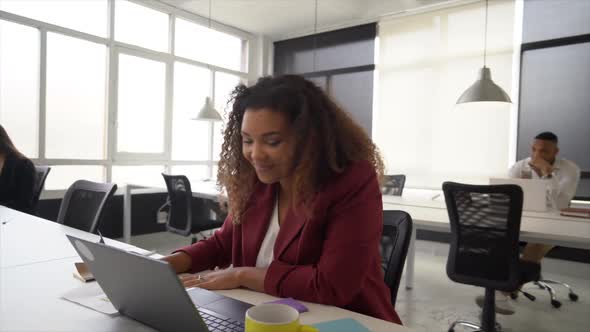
[159,0,472,40]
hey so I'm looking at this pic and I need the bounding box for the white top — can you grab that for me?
[509,157,581,209]
[255,195,280,268]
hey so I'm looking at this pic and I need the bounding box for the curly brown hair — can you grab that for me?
[217,75,384,223]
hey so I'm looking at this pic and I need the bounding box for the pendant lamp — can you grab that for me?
[193,0,223,121]
[456,0,511,104]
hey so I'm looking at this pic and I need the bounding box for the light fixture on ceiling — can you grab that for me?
[193,0,223,121]
[456,0,511,104]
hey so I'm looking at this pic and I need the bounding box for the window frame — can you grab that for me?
[0,0,253,193]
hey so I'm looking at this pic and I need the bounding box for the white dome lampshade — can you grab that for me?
[456,67,512,104]
[193,97,222,121]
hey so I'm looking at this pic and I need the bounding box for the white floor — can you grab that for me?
[129,232,590,332]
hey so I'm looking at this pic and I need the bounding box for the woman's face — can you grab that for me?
[241,108,296,184]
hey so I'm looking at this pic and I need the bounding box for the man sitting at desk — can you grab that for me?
[482,131,580,314]
[509,131,580,210]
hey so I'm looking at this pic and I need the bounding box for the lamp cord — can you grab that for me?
[208,0,212,29]
[313,0,318,72]
[483,0,488,67]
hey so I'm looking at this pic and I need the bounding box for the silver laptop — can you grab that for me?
[489,178,550,212]
[66,235,252,332]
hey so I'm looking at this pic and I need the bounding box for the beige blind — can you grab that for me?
[374,0,517,188]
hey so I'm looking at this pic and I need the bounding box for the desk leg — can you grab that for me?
[123,185,132,244]
[405,228,416,290]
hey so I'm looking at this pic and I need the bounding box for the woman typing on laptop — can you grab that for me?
[162,75,402,325]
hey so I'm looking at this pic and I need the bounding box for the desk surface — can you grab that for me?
[383,189,590,250]
[0,207,141,268]
[0,207,410,332]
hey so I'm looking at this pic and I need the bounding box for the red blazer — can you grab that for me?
[176,160,402,324]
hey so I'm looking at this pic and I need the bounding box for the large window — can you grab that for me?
[0,0,250,190]
[116,53,166,155]
[375,1,516,188]
[213,72,242,161]
[175,17,244,71]
[115,0,168,52]
[0,0,108,37]
[112,165,166,188]
[170,165,209,184]
[44,165,105,191]
[0,20,39,158]
[45,33,107,159]
[171,62,211,161]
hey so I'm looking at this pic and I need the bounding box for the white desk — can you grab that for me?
[382,189,590,289]
[0,207,142,269]
[0,207,411,332]
[119,184,590,291]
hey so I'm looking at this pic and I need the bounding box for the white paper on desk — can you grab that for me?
[62,282,119,316]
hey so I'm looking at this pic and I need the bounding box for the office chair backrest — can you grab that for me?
[57,180,117,234]
[380,210,413,305]
[442,181,523,292]
[381,175,406,196]
[162,174,193,236]
[32,166,51,211]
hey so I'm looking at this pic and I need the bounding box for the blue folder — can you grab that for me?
[312,318,370,332]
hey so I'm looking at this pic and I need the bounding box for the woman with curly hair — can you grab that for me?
[163,75,401,324]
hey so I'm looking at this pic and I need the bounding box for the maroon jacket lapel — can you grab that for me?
[241,182,310,265]
[273,202,308,260]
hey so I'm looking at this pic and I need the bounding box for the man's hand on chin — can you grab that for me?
[529,158,553,177]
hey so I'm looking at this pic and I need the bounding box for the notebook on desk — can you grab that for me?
[560,207,590,219]
[66,235,252,332]
[489,178,550,212]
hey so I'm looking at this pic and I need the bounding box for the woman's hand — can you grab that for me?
[161,252,192,273]
[181,268,240,290]
[180,267,268,292]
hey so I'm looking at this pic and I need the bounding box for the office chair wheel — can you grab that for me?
[522,292,536,301]
[448,329,454,332]
[569,293,579,301]
[510,292,518,300]
[551,299,562,308]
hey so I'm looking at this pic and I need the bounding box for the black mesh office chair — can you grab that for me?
[161,174,224,244]
[57,180,117,234]
[381,175,406,196]
[32,166,51,213]
[380,210,413,305]
[443,182,531,332]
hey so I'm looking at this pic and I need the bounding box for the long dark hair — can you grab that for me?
[217,75,384,223]
[0,124,26,159]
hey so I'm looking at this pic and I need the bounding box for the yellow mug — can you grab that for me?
[245,304,318,332]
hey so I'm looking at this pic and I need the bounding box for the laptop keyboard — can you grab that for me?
[198,308,244,332]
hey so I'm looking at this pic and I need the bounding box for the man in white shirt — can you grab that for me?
[509,131,581,211]
[486,131,581,315]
